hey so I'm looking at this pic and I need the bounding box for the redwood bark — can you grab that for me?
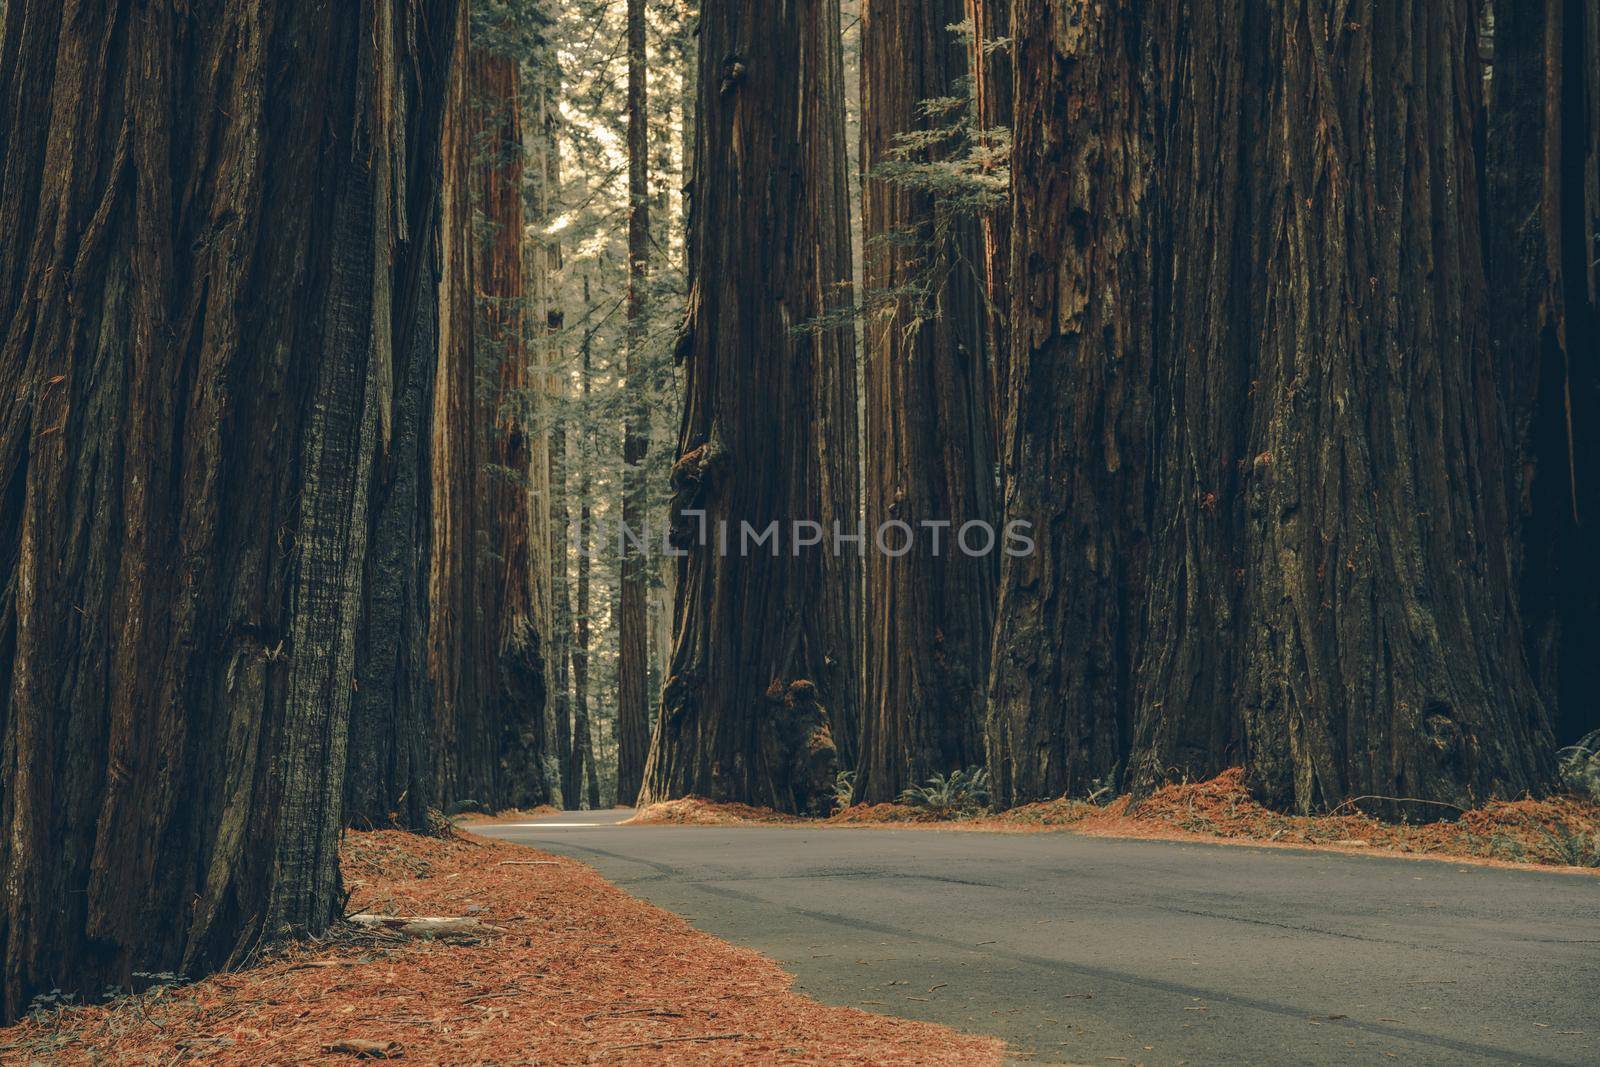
[616,0,652,807]
[640,0,860,814]
[431,35,552,812]
[987,0,1152,806]
[855,0,996,804]
[0,0,457,1018]
[1126,0,1548,812]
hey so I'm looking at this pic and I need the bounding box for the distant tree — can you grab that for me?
[431,21,554,812]
[616,0,653,807]
[854,2,997,804]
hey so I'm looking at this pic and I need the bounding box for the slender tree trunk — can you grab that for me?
[0,0,457,1019]
[526,26,575,807]
[964,0,1012,452]
[855,0,996,804]
[640,0,861,814]
[571,326,600,808]
[616,0,652,807]
[1488,0,1600,746]
[986,0,1152,807]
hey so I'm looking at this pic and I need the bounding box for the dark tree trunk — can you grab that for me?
[640,0,861,814]
[431,33,551,812]
[347,3,460,834]
[1488,0,1600,746]
[986,0,1153,807]
[1125,0,1554,813]
[990,1,1556,814]
[855,0,996,804]
[0,0,457,1019]
[616,0,652,807]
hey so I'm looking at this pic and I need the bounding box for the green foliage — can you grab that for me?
[898,767,991,818]
[833,769,857,811]
[1557,730,1600,801]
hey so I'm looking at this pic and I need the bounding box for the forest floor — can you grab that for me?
[630,768,1600,874]
[0,831,1003,1065]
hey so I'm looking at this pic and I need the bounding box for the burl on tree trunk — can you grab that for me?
[0,0,458,1020]
[639,0,860,814]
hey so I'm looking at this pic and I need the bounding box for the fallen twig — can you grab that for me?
[602,1032,747,1051]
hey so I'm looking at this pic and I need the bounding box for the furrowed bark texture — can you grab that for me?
[994,0,1555,813]
[640,0,861,814]
[347,1,460,832]
[616,0,652,807]
[431,35,552,812]
[987,0,1153,807]
[856,0,997,804]
[1489,0,1600,746]
[0,0,457,1019]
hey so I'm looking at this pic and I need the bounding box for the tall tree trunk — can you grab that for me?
[432,32,551,812]
[1489,0,1600,746]
[571,327,601,808]
[640,0,861,814]
[986,0,1152,807]
[526,25,575,807]
[1072,0,1554,814]
[347,0,460,832]
[0,0,457,1019]
[616,0,652,807]
[855,0,996,804]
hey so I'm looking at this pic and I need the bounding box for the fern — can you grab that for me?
[898,767,991,817]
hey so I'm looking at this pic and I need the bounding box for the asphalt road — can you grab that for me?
[476,812,1598,1065]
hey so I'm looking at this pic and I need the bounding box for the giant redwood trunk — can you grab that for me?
[640,0,860,814]
[616,0,652,807]
[994,0,1556,814]
[431,33,552,812]
[0,0,457,1019]
[1488,0,1600,747]
[986,0,1152,807]
[855,0,996,804]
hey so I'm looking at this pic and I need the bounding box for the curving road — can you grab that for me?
[476,811,1598,1065]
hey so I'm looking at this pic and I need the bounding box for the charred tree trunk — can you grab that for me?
[432,32,551,813]
[640,0,861,814]
[616,0,652,807]
[1489,0,1600,746]
[855,0,996,804]
[986,0,1152,806]
[0,0,457,1019]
